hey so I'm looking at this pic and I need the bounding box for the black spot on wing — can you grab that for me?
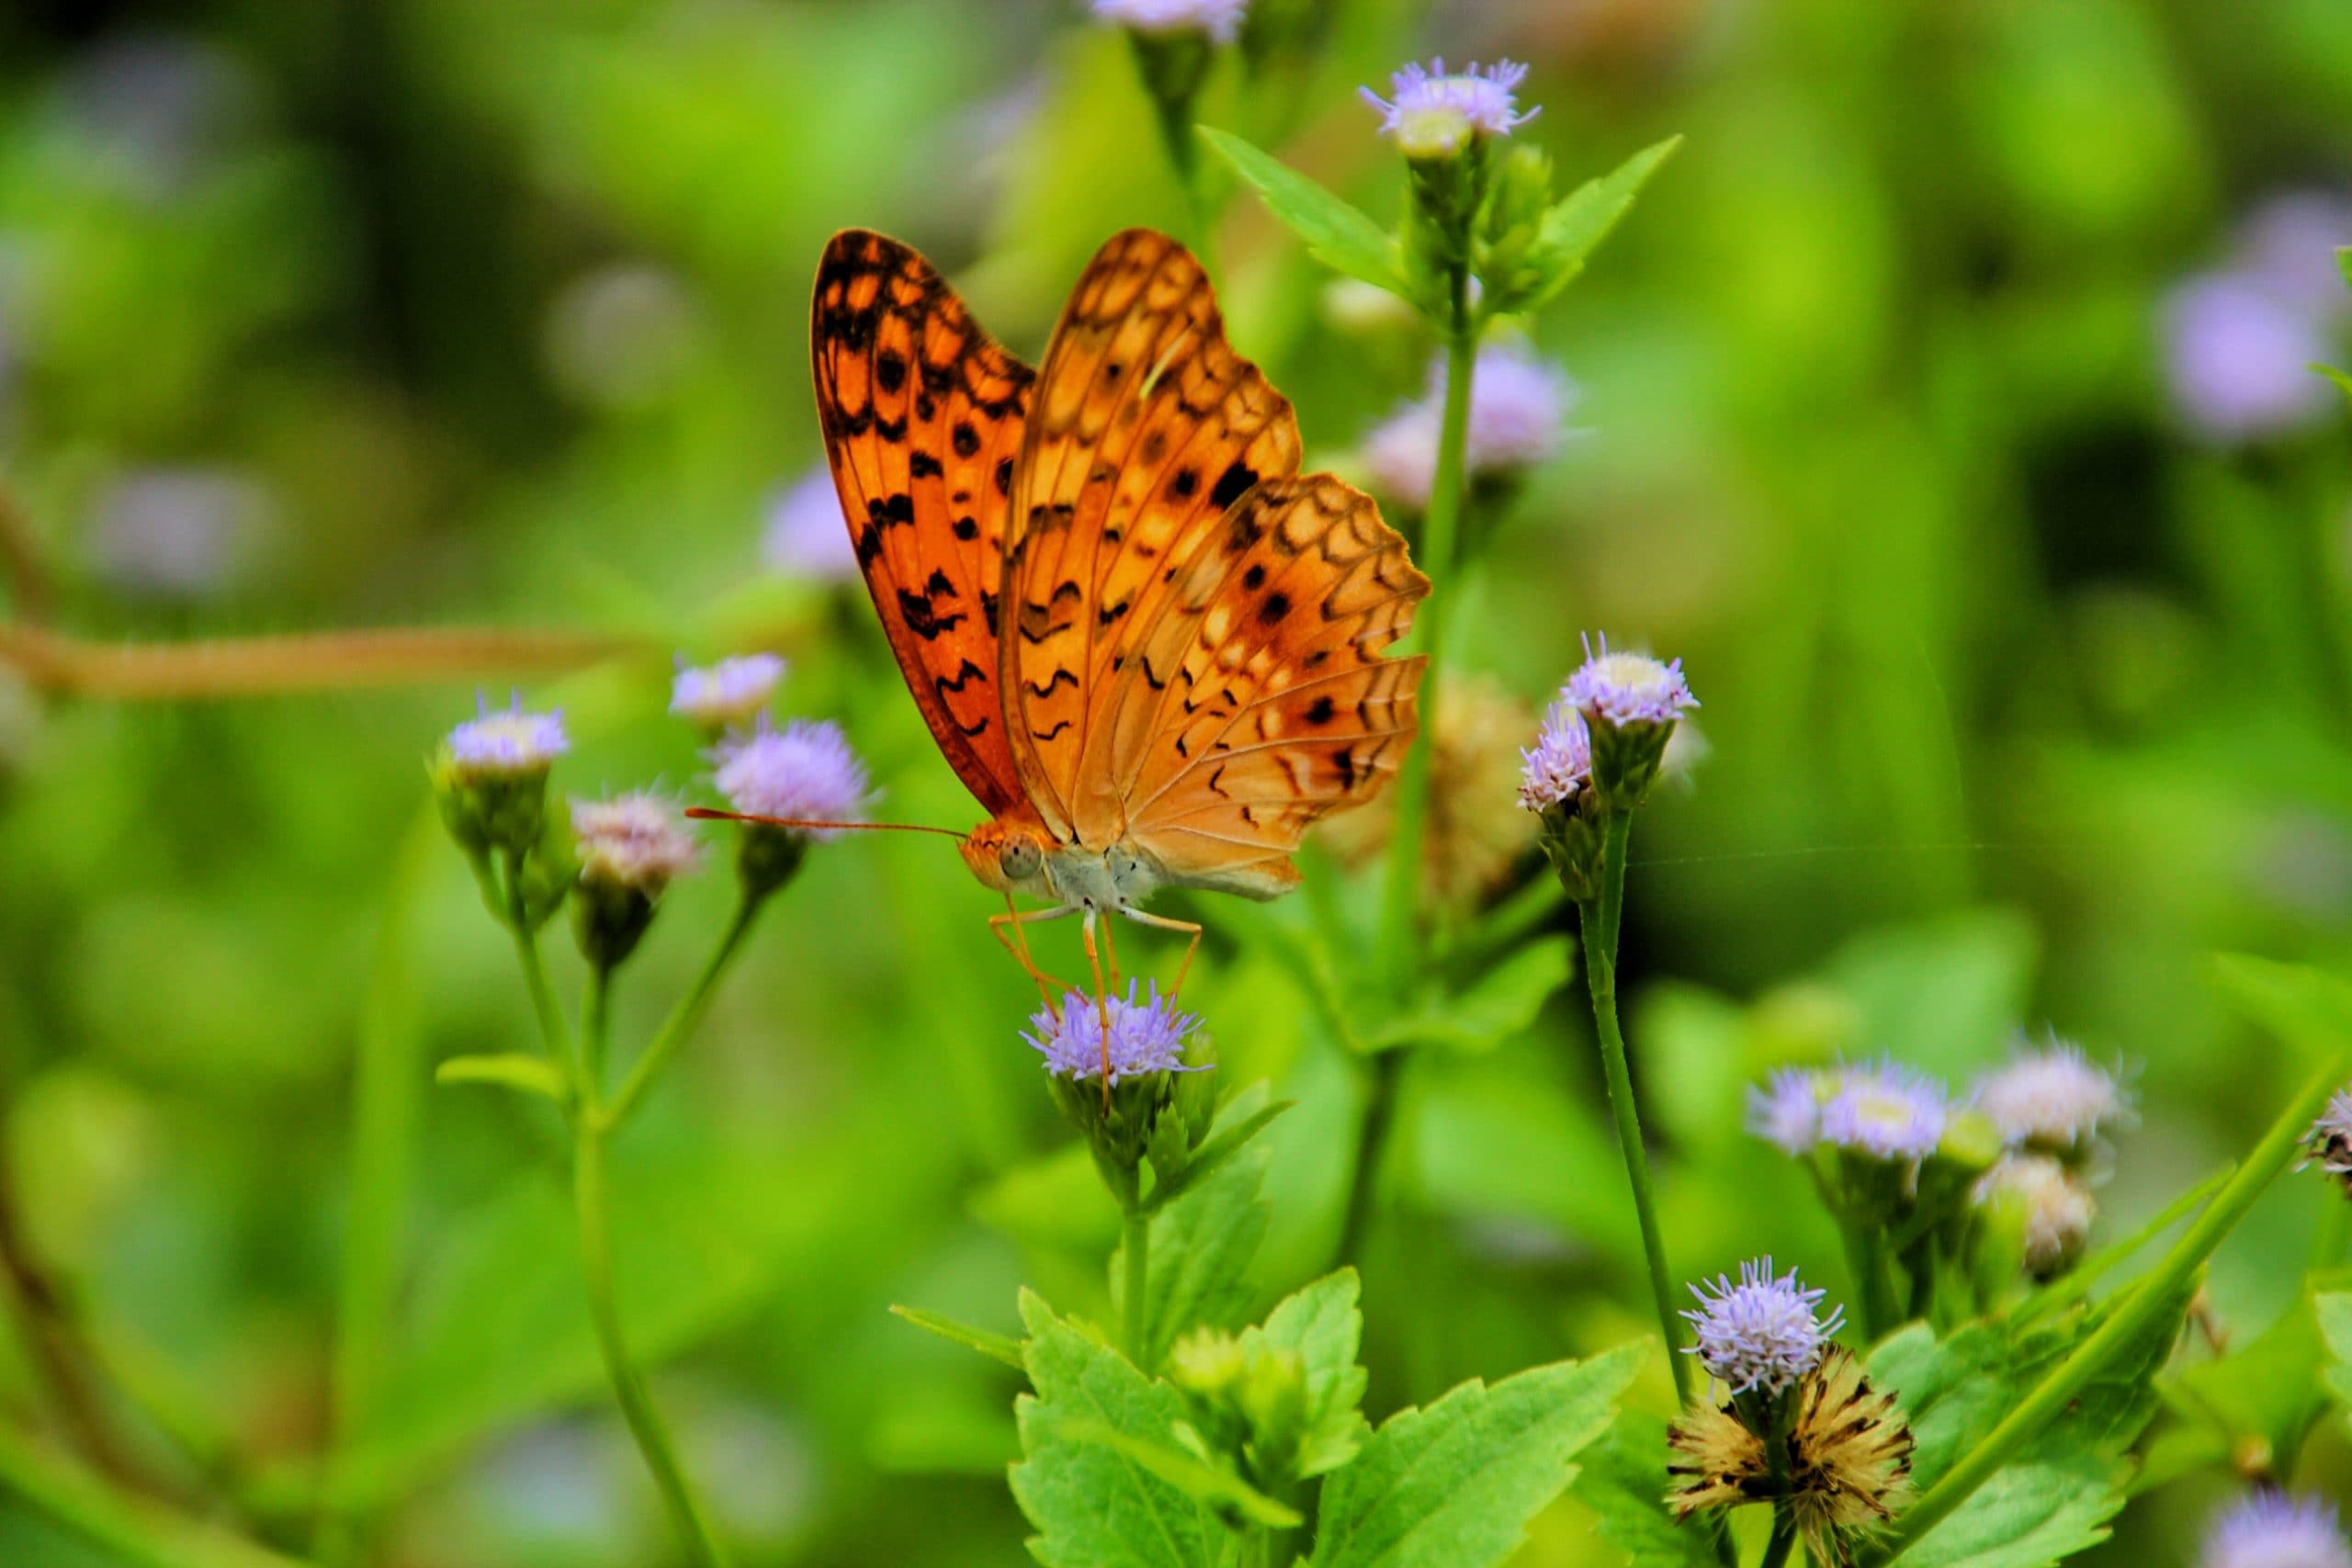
[1210,461,1258,509]
[909,451,943,479]
[1257,592,1291,625]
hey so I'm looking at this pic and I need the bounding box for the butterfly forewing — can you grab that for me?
[1002,230,1305,843]
[812,230,1033,816]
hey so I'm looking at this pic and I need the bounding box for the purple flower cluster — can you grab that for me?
[571,793,700,893]
[2202,1490,2352,1568]
[1516,698,1592,812]
[1751,1060,1951,1165]
[1089,0,1250,42]
[712,717,868,832]
[447,697,570,778]
[1362,344,1577,507]
[1680,1257,1843,1396]
[1025,982,1204,1084]
[672,653,786,729]
[1361,59,1536,159]
[1566,636,1700,728]
[1973,1035,2130,1153]
[761,468,858,582]
[2161,190,2352,446]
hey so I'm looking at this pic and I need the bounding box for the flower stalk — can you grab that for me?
[1579,807,1690,1403]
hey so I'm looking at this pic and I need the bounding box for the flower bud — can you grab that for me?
[1563,636,1698,812]
[569,793,699,971]
[709,717,867,901]
[432,698,569,861]
[1973,1154,2095,1280]
[1478,143,1555,300]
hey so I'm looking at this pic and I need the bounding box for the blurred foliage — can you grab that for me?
[2,0,2352,1562]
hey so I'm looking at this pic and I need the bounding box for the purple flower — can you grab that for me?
[2160,273,2335,446]
[89,466,275,601]
[1680,1258,1843,1397]
[671,653,786,729]
[1090,0,1250,43]
[1747,1067,1829,1156]
[2203,1491,2352,1568]
[1818,1061,1949,1163]
[1566,635,1699,728]
[760,469,858,582]
[1973,1035,2129,1153]
[1361,59,1536,159]
[1363,344,1577,508]
[447,697,569,779]
[571,793,699,894]
[2235,191,2352,325]
[711,717,867,834]
[1516,699,1591,812]
[1025,982,1204,1084]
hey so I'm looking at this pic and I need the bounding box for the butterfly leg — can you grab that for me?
[1081,909,1115,1109]
[1122,908,1204,1004]
[1099,915,1122,990]
[989,899,1077,1011]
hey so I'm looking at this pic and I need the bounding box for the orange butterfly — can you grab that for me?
[806,227,1429,1020]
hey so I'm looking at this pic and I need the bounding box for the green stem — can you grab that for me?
[583,967,612,1098]
[572,1105,729,1567]
[502,849,571,1066]
[1374,265,1476,987]
[1578,810,1690,1405]
[1868,1048,2352,1564]
[1123,1205,1151,1369]
[603,895,762,1131]
[1332,1049,1405,1267]
[1758,1512,1798,1568]
[0,1419,303,1568]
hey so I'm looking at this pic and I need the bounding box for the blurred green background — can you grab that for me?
[3,0,2352,1562]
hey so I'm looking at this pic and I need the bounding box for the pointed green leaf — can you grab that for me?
[1308,1343,1639,1568]
[1052,1419,1303,1528]
[1011,1292,1223,1568]
[1250,1269,1369,1478]
[433,1053,569,1102]
[1115,1088,1274,1371]
[1145,1098,1292,1213]
[1869,1268,2197,1567]
[1196,127,1415,301]
[889,1304,1026,1371]
[1568,1408,1715,1568]
[1507,136,1680,312]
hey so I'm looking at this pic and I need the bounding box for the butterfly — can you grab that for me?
[806,227,1429,1024]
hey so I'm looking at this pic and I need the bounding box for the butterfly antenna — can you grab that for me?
[684,807,968,842]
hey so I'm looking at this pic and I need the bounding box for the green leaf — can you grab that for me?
[432,1053,569,1101]
[1308,1343,1638,1568]
[1196,127,1413,301]
[1010,1292,1224,1568]
[2313,362,2352,402]
[2313,1289,2352,1415]
[1569,1409,1716,1568]
[1868,1268,2197,1567]
[1508,136,1680,312]
[1363,936,1574,1055]
[1250,1269,1369,1478]
[1052,1419,1303,1528]
[2160,1267,2351,1482]
[889,1304,1026,1371]
[1145,1097,1293,1213]
[1115,1089,1273,1371]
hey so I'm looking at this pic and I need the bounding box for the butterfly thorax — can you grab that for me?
[960,815,1161,913]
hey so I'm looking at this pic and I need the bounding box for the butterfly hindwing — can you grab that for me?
[812,230,1033,816]
[1114,475,1430,895]
[1002,229,1306,841]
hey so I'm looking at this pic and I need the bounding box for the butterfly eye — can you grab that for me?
[998,839,1042,879]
